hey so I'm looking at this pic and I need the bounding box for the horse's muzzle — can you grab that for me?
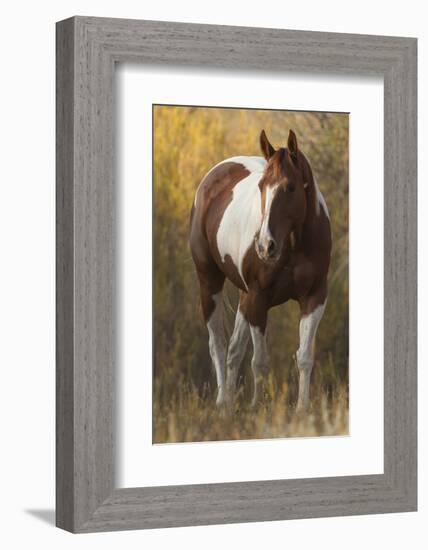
[255,235,279,263]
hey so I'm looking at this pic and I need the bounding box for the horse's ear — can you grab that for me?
[288,129,298,161]
[260,129,276,160]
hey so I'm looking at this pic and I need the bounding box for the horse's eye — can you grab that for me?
[287,183,295,193]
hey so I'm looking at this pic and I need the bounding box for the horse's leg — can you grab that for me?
[245,290,269,409]
[296,293,327,412]
[197,269,227,407]
[249,325,269,408]
[225,292,250,404]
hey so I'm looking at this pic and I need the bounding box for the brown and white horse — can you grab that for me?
[189,130,331,411]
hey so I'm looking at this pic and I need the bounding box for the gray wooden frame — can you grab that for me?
[56,16,417,533]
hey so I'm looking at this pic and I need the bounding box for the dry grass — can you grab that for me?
[153,372,349,444]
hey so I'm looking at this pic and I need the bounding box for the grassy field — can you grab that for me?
[153,363,349,444]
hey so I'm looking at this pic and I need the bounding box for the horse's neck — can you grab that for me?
[298,154,328,251]
[300,153,317,219]
[306,182,319,223]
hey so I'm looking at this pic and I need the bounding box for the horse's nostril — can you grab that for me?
[267,239,276,256]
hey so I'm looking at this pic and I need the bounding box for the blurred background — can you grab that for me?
[153,105,349,443]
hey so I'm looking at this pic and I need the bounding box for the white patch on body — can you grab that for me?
[216,156,267,288]
[314,180,330,219]
[194,155,266,208]
[296,301,326,410]
[206,292,227,406]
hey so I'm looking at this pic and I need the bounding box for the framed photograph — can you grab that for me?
[56,17,417,532]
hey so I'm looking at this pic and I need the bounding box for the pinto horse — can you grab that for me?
[189,129,331,411]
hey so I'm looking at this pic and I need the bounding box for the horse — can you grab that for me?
[189,129,331,411]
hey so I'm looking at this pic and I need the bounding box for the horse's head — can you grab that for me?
[255,129,309,264]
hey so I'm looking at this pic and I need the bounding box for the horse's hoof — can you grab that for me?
[250,396,261,410]
[217,393,234,411]
[216,395,226,408]
[295,401,309,415]
[216,391,230,408]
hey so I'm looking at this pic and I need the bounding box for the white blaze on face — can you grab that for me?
[258,183,279,251]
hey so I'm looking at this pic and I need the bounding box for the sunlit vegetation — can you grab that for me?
[153,105,349,443]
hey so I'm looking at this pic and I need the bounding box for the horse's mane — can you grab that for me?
[298,151,318,219]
